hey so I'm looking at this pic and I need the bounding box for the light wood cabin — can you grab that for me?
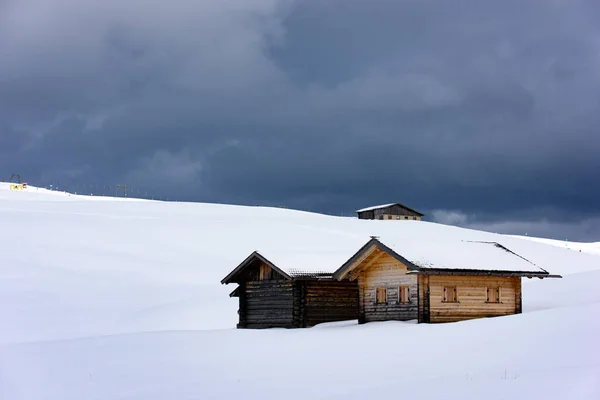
[222,252,358,329]
[333,238,557,324]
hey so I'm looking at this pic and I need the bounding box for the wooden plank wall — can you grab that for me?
[239,280,359,328]
[515,278,522,314]
[418,275,430,323]
[245,262,286,282]
[241,280,296,328]
[303,281,358,327]
[357,210,375,219]
[237,282,247,328]
[427,275,521,323]
[358,253,418,322]
[376,204,421,217]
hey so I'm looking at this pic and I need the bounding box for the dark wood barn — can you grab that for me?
[221,252,358,329]
[356,203,424,221]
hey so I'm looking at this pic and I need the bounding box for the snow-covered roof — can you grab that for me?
[356,203,399,213]
[222,244,367,282]
[222,233,549,284]
[371,237,546,274]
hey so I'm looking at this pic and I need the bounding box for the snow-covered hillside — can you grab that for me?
[511,234,600,256]
[1,183,599,399]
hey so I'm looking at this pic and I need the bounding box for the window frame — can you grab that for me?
[398,286,411,304]
[486,287,502,303]
[442,286,458,303]
[375,287,387,305]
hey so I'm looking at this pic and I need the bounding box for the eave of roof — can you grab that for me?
[405,269,558,277]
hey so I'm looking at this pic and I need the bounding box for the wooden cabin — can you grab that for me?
[221,252,358,329]
[356,203,424,221]
[333,238,561,323]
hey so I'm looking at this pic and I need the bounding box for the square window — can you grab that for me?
[376,288,386,304]
[443,286,457,303]
[486,287,501,303]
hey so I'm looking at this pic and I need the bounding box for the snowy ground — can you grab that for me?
[511,234,600,256]
[1,183,599,399]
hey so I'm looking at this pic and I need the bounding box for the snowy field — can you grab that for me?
[1,183,599,399]
[511,234,600,256]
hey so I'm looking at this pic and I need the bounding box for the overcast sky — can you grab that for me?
[1,0,599,241]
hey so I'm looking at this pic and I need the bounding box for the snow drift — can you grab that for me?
[0,183,598,399]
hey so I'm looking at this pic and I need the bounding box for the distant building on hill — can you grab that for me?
[356,203,424,221]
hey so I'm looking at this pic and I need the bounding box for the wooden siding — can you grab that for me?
[238,279,359,329]
[426,275,521,323]
[357,210,375,219]
[516,278,522,314]
[303,281,358,327]
[240,280,296,328]
[379,214,421,221]
[245,262,286,282]
[418,275,429,323]
[358,204,423,220]
[357,253,418,323]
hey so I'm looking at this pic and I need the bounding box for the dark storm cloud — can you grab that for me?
[1,0,599,240]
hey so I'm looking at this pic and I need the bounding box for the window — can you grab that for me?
[376,288,387,304]
[396,216,401,220]
[486,287,501,303]
[443,286,457,303]
[398,286,410,304]
[413,216,417,220]
[404,216,409,220]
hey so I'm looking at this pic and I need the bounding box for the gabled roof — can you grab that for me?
[221,251,339,284]
[221,251,292,284]
[333,237,558,280]
[221,231,561,286]
[356,202,424,216]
